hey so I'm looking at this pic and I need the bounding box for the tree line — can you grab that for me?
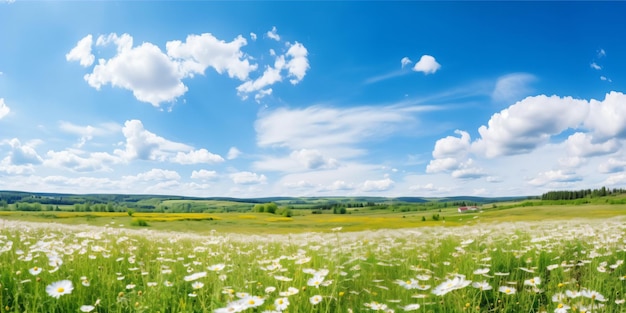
[541,187,626,200]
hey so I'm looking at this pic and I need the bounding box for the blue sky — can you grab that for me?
[1,2,625,197]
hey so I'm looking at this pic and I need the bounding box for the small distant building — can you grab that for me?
[457,206,479,213]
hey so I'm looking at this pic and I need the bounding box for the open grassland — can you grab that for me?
[0,203,626,234]
[1,217,626,312]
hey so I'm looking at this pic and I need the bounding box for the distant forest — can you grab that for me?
[541,187,626,200]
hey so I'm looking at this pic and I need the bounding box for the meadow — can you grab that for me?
[1,209,626,312]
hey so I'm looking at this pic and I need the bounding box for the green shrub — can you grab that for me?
[130,218,149,227]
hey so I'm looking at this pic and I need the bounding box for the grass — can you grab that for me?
[1,203,626,234]
[1,217,626,312]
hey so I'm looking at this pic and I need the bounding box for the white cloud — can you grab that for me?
[412,55,440,75]
[191,169,218,180]
[114,119,191,161]
[285,42,309,84]
[590,62,602,70]
[237,57,284,95]
[266,26,280,41]
[172,149,224,164]
[86,36,187,107]
[254,88,273,103]
[166,33,256,81]
[124,168,181,182]
[491,73,536,103]
[250,32,257,41]
[66,35,95,67]
[605,173,626,186]
[600,76,612,82]
[256,104,434,156]
[528,170,582,186]
[59,121,120,147]
[230,171,267,185]
[401,57,412,68]
[227,147,241,160]
[290,149,339,170]
[432,130,471,159]
[2,138,42,165]
[565,132,620,157]
[43,150,117,172]
[598,49,606,58]
[598,158,626,174]
[585,92,626,140]
[473,95,588,158]
[361,178,394,192]
[323,180,354,191]
[451,167,486,180]
[284,180,315,189]
[0,98,9,119]
[426,157,461,174]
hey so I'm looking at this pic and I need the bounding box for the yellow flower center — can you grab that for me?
[558,304,563,308]
[558,283,564,287]
[406,280,411,285]
[33,267,38,271]
[530,279,534,284]
[248,300,255,305]
[57,287,64,293]
[505,288,511,293]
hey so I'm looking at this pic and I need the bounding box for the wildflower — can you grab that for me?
[164,281,173,287]
[274,297,290,310]
[192,281,204,289]
[29,266,42,276]
[310,295,323,305]
[279,287,299,296]
[472,281,492,291]
[147,282,157,287]
[184,271,207,282]
[79,305,95,312]
[400,304,420,311]
[524,277,541,287]
[395,279,420,290]
[265,286,276,294]
[616,299,625,304]
[307,275,325,288]
[581,289,607,302]
[243,296,264,308]
[46,280,73,299]
[432,275,471,296]
[473,268,490,275]
[126,284,136,290]
[498,286,516,295]
[208,263,226,272]
[554,303,570,313]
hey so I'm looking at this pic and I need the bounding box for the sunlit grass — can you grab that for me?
[1,217,626,312]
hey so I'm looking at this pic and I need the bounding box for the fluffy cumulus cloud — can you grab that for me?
[564,132,620,157]
[473,95,589,158]
[428,92,626,188]
[227,147,242,160]
[230,171,267,185]
[361,178,394,192]
[491,73,536,103]
[413,55,441,74]
[236,41,309,100]
[172,149,224,165]
[43,149,117,172]
[599,158,626,174]
[584,92,626,140]
[114,120,221,164]
[290,149,339,170]
[0,139,42,174]
[191,169,218,180]
[166,33,256,81]
[68,31,308,107]
[65,35,94,67]
[266,26,280,41]
[85,34,187,107]
[0,98,9,119]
